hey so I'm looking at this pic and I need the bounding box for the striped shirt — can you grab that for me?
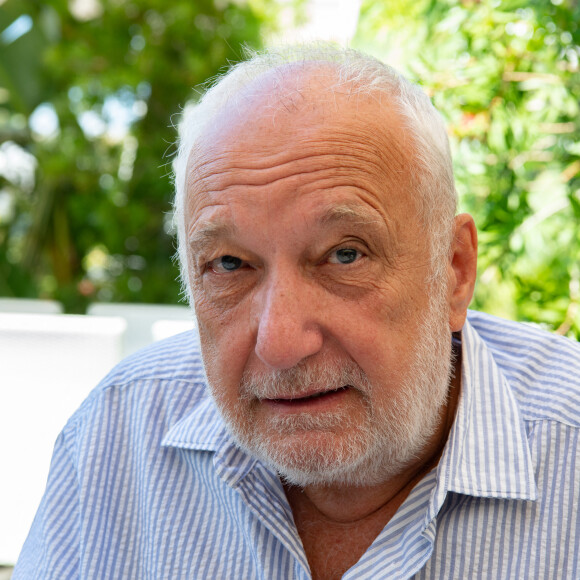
[13,310,580,579]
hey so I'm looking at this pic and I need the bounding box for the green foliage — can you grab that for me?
[2,0,579,339]
[355,0,580,339]
[0,0,273,312]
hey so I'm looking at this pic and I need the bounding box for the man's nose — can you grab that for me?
[253,270,324,370]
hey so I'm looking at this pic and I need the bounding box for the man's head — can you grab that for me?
[173,45,477,488]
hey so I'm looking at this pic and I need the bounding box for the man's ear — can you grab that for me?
[447,213,478,332]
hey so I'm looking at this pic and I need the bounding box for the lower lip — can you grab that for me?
[261,387,351,413]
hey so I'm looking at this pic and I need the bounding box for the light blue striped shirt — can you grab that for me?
[14,310,580,579]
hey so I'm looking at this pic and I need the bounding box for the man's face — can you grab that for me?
[185,78,454,487]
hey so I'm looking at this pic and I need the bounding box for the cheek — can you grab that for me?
[193,270,247,331]
[196,300,253,397]
[342,281,419,341]
[198,333,241,410]
[193,274,250,315]
[338,289,428,383]
[351,335,408,387]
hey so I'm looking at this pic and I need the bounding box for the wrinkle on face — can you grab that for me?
[190,125,412,195]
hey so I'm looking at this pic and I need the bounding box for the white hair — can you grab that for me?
[172,44,457,304]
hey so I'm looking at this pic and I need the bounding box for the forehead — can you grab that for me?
[185,68,420,230]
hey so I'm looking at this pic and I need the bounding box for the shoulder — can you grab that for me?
[102,328,205,385]
[466,310,580,426]
[63,329,209,441]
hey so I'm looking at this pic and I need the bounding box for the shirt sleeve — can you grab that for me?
[12,430,80,580]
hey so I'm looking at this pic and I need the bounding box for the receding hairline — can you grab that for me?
[185,89,417,197]
[188,62,403,155]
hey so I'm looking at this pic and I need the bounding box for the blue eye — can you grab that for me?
[329,248,361,264]
[210,255,243,273]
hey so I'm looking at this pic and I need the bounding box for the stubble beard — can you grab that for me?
[205,285,453,488]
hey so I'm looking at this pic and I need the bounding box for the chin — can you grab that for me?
[222,400,442,488]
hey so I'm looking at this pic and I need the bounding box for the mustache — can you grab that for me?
[239,357,373,400]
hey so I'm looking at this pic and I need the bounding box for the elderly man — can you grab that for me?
[15,46,580,579]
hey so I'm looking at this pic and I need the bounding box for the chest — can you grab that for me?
[295,518,390,580]
[287,488,407,580]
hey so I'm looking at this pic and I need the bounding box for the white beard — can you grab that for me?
[205,284,453,488]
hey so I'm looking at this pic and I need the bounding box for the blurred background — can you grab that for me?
[0,0,579,571]
[1,0,579,331]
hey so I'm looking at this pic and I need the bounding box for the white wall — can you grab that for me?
[0,301,194,565]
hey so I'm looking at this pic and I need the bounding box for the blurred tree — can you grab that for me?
[0,0,276,312]
[355,0,580,339]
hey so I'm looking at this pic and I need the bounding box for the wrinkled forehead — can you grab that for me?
[186,64,417,192]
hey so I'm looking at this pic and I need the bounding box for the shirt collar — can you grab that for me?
[162,391,262,487]
[162,392,228,452]
[432,315,537,508]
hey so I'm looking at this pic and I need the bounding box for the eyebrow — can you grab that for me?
[188,220,238,258]
[319,203,384,228]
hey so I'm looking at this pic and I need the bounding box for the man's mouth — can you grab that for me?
[264,385,350,406]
